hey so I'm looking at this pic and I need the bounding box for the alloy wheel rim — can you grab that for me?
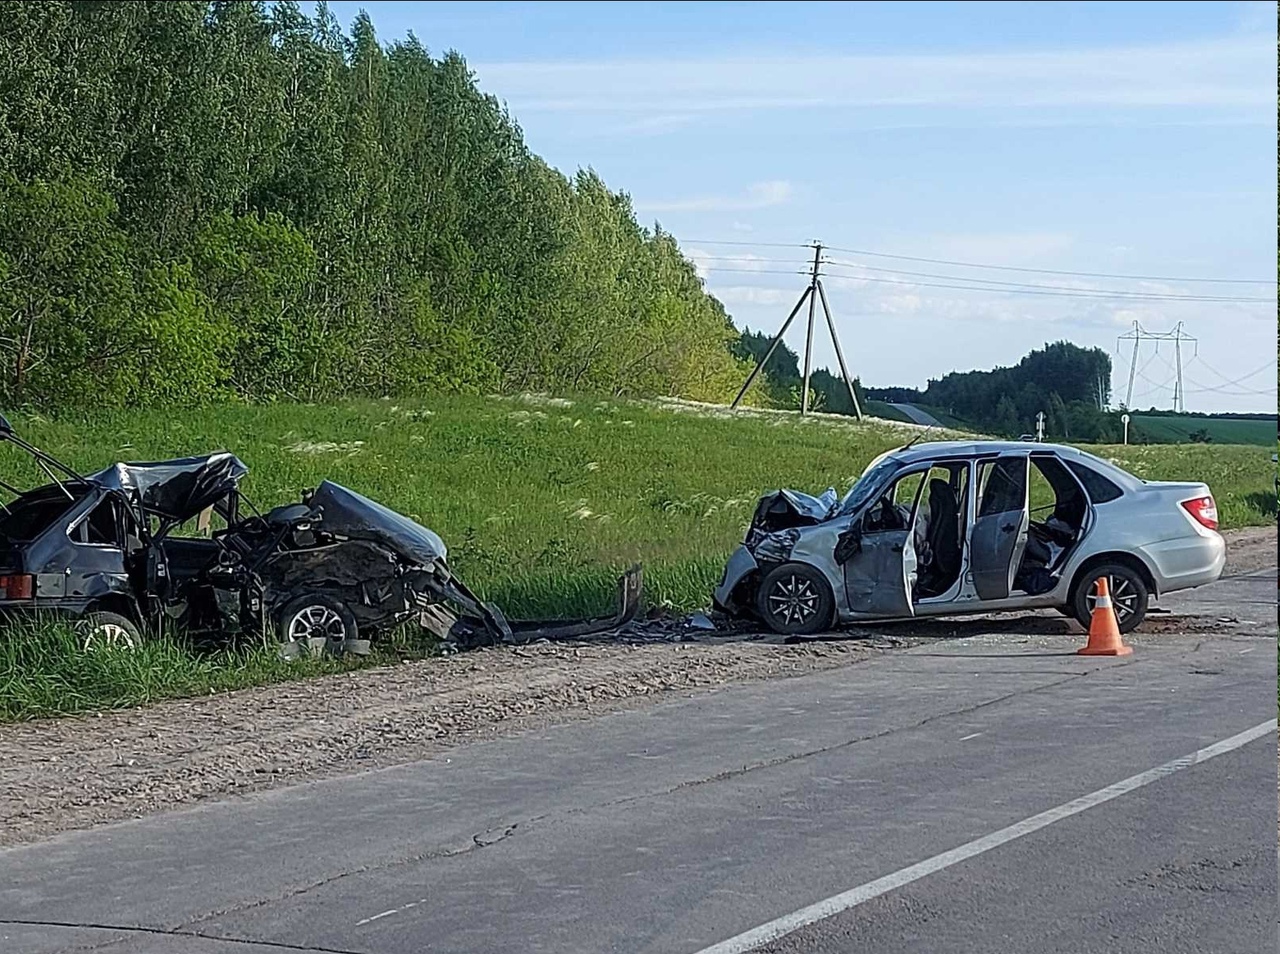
[1086,575,1138,624]
[287,605,346,642]
[83,622,136,651]
[767,574,819,626]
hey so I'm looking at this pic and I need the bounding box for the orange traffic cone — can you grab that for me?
[1077,576,1132,656]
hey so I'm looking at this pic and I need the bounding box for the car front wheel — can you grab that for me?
[278,594,358,658]
[1071,564,1148,634]
[755,562,835,636]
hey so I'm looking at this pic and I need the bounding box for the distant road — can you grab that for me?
[886,402,943,427]
[1,572,1275,954]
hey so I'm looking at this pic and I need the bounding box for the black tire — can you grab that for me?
[78,611,143,651]
[755,562,835,636]
[1071,563,1148,635]
[277,593,358,656]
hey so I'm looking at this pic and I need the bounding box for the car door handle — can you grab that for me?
[1000,523,1017,533]
[891,544,904,553]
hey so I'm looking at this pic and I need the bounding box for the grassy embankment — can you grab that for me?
[2,394,1273,720]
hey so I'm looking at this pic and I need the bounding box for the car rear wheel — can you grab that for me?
[278,594,358,658]
[1071,564,1148,634]
[755,562,835,636]
[79,611,143,651]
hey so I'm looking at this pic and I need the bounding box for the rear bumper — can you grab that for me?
[1141,531,1225,595]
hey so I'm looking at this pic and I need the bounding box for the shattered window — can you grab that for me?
[73,498,121,546]
[837,455,902,516]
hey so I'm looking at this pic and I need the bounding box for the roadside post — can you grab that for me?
[1035,411,1045,442]
[1122,413,1130,445]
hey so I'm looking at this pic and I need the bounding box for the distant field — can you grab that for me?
[5,396,1272,617]
[1130,414,1276,446]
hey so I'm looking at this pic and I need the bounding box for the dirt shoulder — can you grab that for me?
[0,638,901,847]
[2,528,1271,848]
[1220,524,1275,577]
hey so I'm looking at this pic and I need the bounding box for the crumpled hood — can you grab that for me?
[308,480,447,567]
[749,487,839,532]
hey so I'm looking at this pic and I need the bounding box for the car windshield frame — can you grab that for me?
[836,453,904,517]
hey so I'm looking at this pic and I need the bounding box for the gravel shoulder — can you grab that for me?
[1,527,1272,848]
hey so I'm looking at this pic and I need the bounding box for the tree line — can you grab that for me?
[865,341,1119,441]
[0,1,763,410]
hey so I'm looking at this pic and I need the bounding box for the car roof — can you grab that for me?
[887,440,1095,465]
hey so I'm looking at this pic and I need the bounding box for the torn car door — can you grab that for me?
[970,453,1030,600]
[842,472,926,618]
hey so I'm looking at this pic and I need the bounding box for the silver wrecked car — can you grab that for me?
[714,440,1225,635]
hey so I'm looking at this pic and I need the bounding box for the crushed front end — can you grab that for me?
[713,486,838,617]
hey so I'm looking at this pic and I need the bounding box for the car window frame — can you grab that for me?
[859,465,932,535]
[66,491,126,550]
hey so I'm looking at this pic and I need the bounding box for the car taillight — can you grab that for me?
[1181,496,1218,530]
[0,573,34,600]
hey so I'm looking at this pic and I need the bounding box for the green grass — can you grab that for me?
[2,394,1272,720]
[0,614,439,721]
[1130,414,1276,447]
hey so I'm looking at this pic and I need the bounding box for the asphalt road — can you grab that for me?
[2,570,1275,954]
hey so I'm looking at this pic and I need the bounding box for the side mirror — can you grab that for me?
[0,414,12,436]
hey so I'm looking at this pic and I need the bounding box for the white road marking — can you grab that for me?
[958,732,982,741]
[692,719,1276,954]
[356,899,429,927]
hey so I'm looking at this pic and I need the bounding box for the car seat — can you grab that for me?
[924,479,961,590]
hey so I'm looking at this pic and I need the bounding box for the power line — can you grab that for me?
[822,258,1278,303]
[690,254,813,265]
[701,267,809,276]
[1189,358,1275,388]
[1181,375,1276,396]
[683,236,1277,284]
[821,244,1277,285]
[681,238,810,249]
[815,267,1274,304]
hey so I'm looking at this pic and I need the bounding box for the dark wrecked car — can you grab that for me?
[714,439,1224,636]
[0,418,640,653]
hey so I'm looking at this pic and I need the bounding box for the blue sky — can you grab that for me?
[327,1,1277,413]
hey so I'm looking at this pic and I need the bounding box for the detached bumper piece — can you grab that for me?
[420,565,644,650]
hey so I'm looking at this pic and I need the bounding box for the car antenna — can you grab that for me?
[898,424,936,453]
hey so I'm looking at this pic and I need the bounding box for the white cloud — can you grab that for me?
[917,232,1075,265]
[475,37,1276,116]
[711,285,802,307]
[640,180,793,213]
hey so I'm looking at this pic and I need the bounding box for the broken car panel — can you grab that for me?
[0,417,639,652]
[714,440,1225,637]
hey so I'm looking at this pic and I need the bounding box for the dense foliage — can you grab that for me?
[0,1,760,409]
[866,341,1117,440]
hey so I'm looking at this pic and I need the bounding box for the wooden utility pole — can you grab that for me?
[800,244,821,415]
[731,242,863,420]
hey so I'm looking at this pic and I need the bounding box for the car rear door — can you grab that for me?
[970,453,1030,600]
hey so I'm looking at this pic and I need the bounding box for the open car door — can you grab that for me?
[842,472,924,618]
[970,453,1030,600]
